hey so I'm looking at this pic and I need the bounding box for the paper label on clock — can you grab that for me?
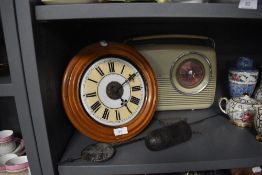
[114,127,128,136]
[239,0,257,9]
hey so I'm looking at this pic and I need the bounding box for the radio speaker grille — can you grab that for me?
[157,77,216,110]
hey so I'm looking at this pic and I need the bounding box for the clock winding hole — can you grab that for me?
[106,81,124,100]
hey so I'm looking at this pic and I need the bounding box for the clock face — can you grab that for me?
[80,57,145,126]
[62,42,157,143]
[176,59,205,88]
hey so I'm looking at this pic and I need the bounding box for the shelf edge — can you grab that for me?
[58,157,262,175]
[35,3,262,20]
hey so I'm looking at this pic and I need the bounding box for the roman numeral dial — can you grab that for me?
[102,108,110,120]
[84,92,97,97]
[80,57,146,127]
[95,66,104,76]
[91,101,101,113]
[130,96,140,105]
[132,86,141,91]
[115,110,121,120]
[108,62,115,73]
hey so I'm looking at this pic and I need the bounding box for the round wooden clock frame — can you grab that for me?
[62,42,157,143]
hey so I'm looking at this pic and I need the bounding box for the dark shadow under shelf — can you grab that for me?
[0,73,10,83]
[0,97,21,137]
[0,74,13,97]
[58,108,262,175]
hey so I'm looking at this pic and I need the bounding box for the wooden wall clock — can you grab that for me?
[62,41,157,143]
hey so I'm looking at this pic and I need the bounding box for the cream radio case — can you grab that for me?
[127,35,217,111]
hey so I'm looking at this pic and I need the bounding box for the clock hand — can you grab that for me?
[121,72,138,86]
[115,72,139,99]
[120,98,128,106]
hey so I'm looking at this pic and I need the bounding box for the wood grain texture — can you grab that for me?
[62,42,157,143]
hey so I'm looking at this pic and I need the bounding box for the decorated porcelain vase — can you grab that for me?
[253,105,262,141]
[228,57,258,97]
[219,94,259,127]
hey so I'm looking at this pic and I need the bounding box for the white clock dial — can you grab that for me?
[80,57,146,126]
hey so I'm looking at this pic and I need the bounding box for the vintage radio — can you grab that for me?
[127,35,217,111]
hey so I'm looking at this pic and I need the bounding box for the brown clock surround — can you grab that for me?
[62,42,157,143]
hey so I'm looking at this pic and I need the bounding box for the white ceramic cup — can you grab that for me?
[0,154,17,174]
[5,156,30,175]
[0,130,16,155]
[0,130,14,143]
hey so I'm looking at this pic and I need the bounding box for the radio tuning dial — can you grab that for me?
[170,52,211,95]
[176,59,205,88]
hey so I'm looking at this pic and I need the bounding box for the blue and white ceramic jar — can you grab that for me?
[228,57,259,97]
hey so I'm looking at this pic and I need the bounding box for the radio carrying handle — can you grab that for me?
[124,34,216,49]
